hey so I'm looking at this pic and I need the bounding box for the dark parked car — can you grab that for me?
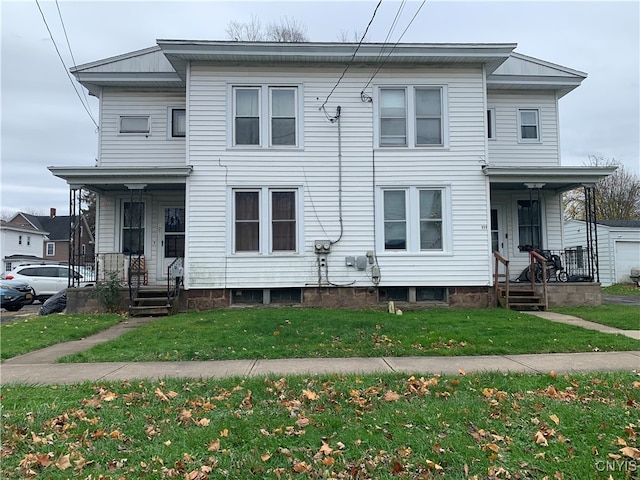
[39,289,67,316]
[0,280,35,311]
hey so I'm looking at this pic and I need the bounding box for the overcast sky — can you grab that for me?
[1,0,638,216]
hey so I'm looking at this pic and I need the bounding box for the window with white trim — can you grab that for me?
[487,109,496,140]
[233,188,299,253]
[380,187,447,252]
[170,108,186,138]
[517,199,542,249]
[46,242,55,256]
[120,116,150,134]
[518,109,540,141]
[18,235,22,245]
[232,86,299,147]
[378,86,446,148]
[122,201,145,254]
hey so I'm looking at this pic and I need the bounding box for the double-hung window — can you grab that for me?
[233,188,298,254]
[234,88,261,145]
[415,88,443,146]
[381,187,447,252]
[122,201,145,254]
[170,108,186,138]
[270,88,296,146]
[518,109,540,141]
[378,86,446,148]
[232,86,299,147]
[517,199,541,249]
[380,89,407,146]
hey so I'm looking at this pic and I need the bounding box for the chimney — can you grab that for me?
[50,208,56,218]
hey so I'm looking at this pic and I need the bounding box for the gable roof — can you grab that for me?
[596,220,640,228]
[21,214,70,241]
[70,40,585,97]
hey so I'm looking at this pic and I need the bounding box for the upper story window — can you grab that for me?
[170,108,186,138]
[18,235,22,245]
[232,86,299,148]
[120,116,149,134]
[232,188,299,254]
[518,109,540,142]
[487,109,496,140]
[379,186,448,253]
[46,242,55,256]
[378,86,447,148]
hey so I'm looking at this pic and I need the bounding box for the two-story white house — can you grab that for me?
[50,41,614,312]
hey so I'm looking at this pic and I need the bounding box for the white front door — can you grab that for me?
[158,206,185,280]
[491,206,506,256]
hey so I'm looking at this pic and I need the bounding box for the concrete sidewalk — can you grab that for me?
[1,312,638,385]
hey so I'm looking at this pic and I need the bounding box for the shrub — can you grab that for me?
[95,271,123,312]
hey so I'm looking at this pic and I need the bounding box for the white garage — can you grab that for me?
[564,220,640,286]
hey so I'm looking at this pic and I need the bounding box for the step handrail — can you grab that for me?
[528,249,548,310]
[493,251,510,308]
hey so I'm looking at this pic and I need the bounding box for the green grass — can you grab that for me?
[602,283,640,296]
[1,372,638,479]
[0,314,124,360]
[57,308,640,363]
[551,304,640,330]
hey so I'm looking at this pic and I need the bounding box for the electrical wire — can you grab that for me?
[361,0,427,94]
[319,0,383,113]
[34,0,99,129]
[55,0,94,122]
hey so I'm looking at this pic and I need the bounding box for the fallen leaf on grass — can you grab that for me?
[534,431,548,446]
[384,390,401,402]
[550,414,560,425]
[620,446,640,459]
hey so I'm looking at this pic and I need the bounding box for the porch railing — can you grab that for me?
[69,254,97,287]
[167,257,184,308]
[493,251,510,309]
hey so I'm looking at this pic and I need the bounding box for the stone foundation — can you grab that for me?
[64,283,602,314]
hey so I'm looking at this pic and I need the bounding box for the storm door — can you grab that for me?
[159,207,185,279]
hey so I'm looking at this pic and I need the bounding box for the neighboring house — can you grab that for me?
[2,209,95,266]
[49,41,615,309]
[564,219,640,286]
[0,220,48,271]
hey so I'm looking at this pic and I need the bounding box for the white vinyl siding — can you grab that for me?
[487,92,559,167]
[99,91,186,167]
[185,64,492,288]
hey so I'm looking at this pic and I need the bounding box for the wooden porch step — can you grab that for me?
[129,287,172,317]
[496,286,546,311]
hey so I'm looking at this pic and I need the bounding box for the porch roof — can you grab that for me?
[482,165,617,192]
[48,166,193,194]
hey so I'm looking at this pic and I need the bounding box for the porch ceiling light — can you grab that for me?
[524,183,546,189]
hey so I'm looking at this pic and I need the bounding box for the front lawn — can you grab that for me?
[0,314,123,360]
[602,283,640,296]
[56,308,640,363]
[1,372,638,479]
[552,304,639,330]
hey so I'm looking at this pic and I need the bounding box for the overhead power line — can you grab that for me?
[34,0,99,129]
[362,0,427,93]
[320,0,383,116]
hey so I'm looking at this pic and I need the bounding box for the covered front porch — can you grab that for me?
[49,166,192,315]
[483,164,615,309]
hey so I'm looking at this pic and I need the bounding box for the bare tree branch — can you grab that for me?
[564,156,640,221]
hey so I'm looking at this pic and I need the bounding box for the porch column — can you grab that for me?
[582,183,600,282]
